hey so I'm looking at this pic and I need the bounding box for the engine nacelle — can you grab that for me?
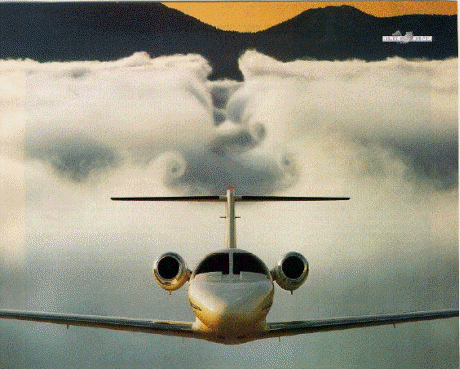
[153,252,191,292]
[271,251,309,292]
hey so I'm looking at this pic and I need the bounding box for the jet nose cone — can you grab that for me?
[189,277,273,336]
[221,282,271,313]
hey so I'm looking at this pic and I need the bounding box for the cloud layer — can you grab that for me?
[0,50,456,268]
[0,51,457,367]
[6,51,456,192]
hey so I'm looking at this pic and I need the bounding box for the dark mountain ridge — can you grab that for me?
[0,2,456,80]
[252,5,457,63]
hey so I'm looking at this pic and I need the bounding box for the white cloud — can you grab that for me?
[0,51,457,265]
[238,51,457,143]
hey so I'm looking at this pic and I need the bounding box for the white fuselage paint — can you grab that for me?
[188,249,274,344]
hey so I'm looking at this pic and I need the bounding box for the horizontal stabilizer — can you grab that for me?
[111,196,350,202]
[238,196,349,201]
[111,196,221,202]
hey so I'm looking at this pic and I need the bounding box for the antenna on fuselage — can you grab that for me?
[111,188,350,250]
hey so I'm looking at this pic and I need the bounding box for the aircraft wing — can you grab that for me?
[1,309,457,342]
[0,309,200,339]
[263,310,458,338]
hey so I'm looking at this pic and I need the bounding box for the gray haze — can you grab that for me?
[0,51,457,368]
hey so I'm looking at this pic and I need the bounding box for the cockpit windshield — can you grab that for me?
[195,253,229,275]
[233,253,269,275]
[194,251,269,277]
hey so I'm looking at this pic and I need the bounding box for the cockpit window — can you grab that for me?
[233,253,269,275]
[195,253,229,275]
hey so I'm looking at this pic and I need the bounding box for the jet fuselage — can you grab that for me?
[188,249,274,343]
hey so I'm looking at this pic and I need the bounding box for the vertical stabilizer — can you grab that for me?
[226,186,237,249]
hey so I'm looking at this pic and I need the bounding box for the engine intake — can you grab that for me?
[153,252,191,291]
[272,251,309,292]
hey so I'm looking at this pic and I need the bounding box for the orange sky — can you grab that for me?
[163,1,457,32]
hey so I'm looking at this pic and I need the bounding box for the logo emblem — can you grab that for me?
[383,30,432,43]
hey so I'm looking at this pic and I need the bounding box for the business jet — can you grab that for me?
[0,187,457,344]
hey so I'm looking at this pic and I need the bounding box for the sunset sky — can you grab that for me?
[164,1,457,32]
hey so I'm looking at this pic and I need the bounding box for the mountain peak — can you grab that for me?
[295,4,372,20]
[263,5,373,33]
